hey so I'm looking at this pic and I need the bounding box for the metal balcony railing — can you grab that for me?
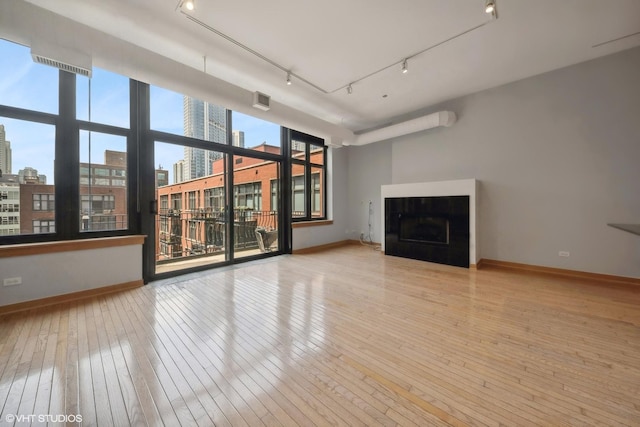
[156,209,279,262]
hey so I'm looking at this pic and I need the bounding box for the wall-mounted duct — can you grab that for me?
[344,111,456,146]
[31,41,92,77]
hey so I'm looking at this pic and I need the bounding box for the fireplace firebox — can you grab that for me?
[385,196,470,267]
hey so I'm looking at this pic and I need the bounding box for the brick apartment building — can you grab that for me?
[18,150,168,235]
[156,144,323,260]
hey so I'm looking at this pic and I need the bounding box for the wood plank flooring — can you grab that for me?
[1,244,639,426]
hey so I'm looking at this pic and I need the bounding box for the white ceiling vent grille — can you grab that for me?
[30,43,92,77]
[252,91,270,111]
[32,55,92,77]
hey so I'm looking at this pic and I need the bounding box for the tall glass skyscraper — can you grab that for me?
[177,97,227,182]
[0,124,12,175]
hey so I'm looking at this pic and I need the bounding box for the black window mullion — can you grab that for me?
[137,82,157,282]
[226,150,234,260]
[304,154,312,220]
[56,70,79,240]
[128,79,141,235]
[281,127,292,253]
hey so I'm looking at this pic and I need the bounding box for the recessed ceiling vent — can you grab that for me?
[30,42,92,77]
[252,91,271,111]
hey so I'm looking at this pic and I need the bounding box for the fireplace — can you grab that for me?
[385,196,470,267]
[399,215,449,245]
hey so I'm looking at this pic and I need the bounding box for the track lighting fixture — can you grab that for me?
[176,0,195,11]
[178,3,497,94]
[485,0,495,14]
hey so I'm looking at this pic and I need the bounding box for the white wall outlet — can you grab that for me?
[3,277,22,287]
[559,251,570,257]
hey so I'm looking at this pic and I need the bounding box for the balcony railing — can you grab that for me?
[156,209,278,262]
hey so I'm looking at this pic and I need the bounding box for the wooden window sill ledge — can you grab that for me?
[0,235,146,258]
[292,220,334,229]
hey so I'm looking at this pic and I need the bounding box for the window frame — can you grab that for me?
[0,54,139,245]
[287,129,327,222]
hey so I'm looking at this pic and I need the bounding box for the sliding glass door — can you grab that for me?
[153,141,229,274]
[232,154,281,260]
[143,86,285,279]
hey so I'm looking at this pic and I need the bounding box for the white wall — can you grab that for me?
[346,141,392,243]
[0,244,142,306]
[347,46,640,279]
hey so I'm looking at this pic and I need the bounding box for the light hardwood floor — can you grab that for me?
[1,244,639,426]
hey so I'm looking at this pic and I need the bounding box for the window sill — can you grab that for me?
[0,235,146,258]
[292,220,333,229]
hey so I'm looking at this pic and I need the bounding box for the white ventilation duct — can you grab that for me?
[345,111,456,146]
[30,41,92,77]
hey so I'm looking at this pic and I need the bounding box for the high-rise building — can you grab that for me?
[156,168,169,188]
[232,130,245,148]
[172,160,185,184]
[0,173,20,236]
[0,124,12,176]
[182,97,227,181]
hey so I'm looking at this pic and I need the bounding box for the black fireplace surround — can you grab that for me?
[385,196,470,267]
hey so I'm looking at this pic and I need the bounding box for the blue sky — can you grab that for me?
[0,38,281,185]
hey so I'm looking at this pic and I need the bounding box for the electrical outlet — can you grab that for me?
[3,277,22,287]
[559,251,570,257]
[360,232,364,240]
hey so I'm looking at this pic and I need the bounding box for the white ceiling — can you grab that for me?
[18,0,640,132]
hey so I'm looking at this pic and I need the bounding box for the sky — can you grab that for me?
[0,38,282,185]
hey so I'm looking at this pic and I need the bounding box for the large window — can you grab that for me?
[79,131,128,232]
[0,39,58,113]
[151,86,227,147]
[231,111,281,154]
[33,194,54,211]
[0,38,134,244]
[205,187,224,210]
[1,37,332,265]
[188,191,197,210]
[0,118,55,237]
[234,182,261,211]
[171,193,182,211]
[289,131,326,221]
[32,220,55,234]
[77,68,130,128]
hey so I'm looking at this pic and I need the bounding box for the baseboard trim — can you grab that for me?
[0,280,144,316]
[293,240,355,254]
[478,259,640,286]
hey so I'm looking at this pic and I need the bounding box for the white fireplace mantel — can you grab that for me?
[381,179,479,266]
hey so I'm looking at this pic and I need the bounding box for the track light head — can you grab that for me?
[286,72,292,86]
[347,84,353,95]
[402,59,408,74]
[485,0,495,14]
[176,0,194,11]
